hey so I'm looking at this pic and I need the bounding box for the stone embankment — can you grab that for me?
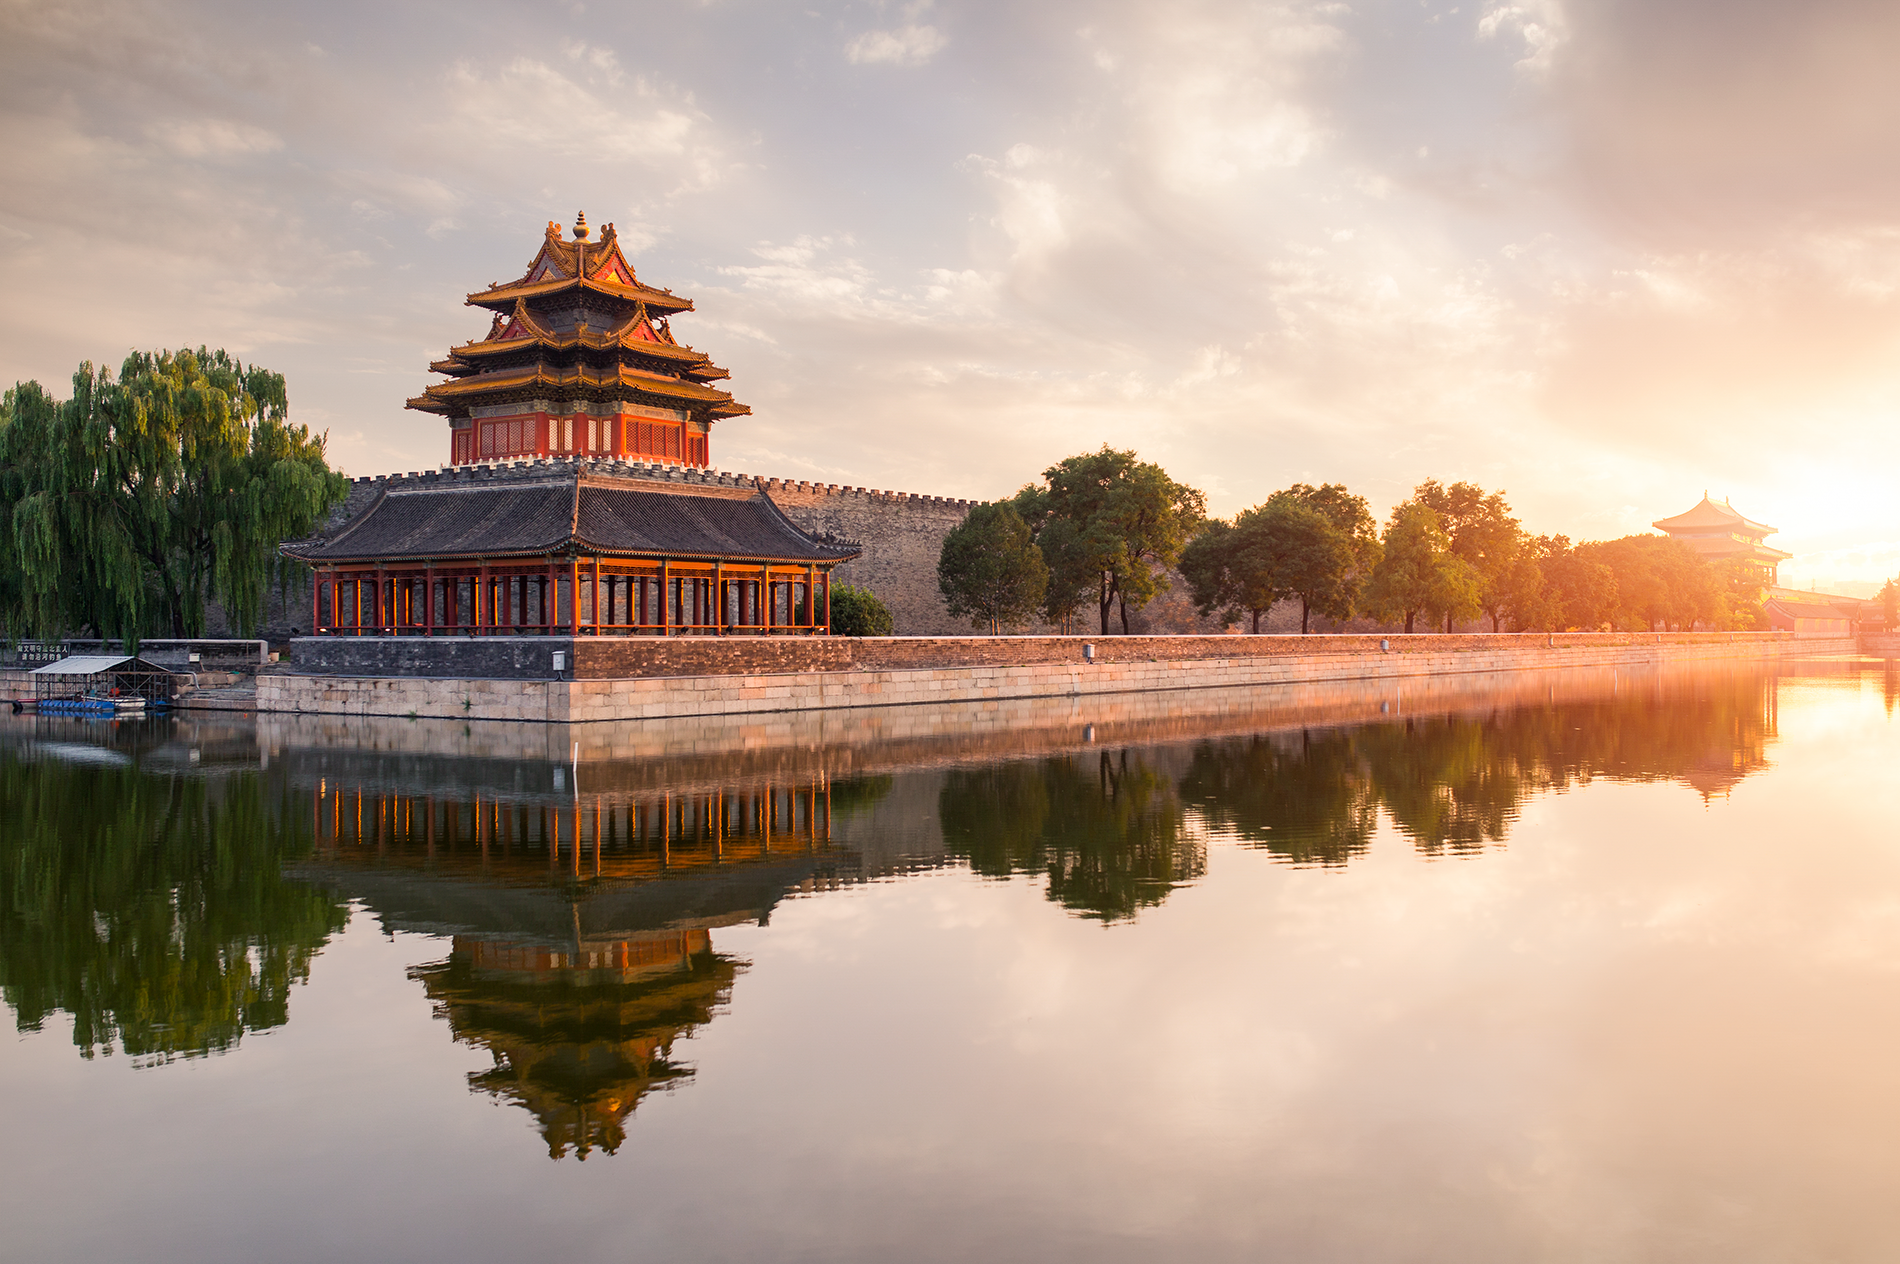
[258,632,1855,723]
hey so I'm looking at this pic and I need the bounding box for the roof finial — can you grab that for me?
[573,210,590,241]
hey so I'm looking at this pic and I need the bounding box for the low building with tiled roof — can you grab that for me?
[283,459,861,637]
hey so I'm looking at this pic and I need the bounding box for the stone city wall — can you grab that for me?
[292,629,1811,681]
[764,479,974,635]
[253,659,1769,797]
[259,633,1850,723]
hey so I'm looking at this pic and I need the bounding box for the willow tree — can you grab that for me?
[1,348,347,641]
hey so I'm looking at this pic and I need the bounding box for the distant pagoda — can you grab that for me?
[1652,494,1792,584]
[408,211,749,468]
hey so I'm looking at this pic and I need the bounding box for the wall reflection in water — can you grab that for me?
[0,663,1810,1159]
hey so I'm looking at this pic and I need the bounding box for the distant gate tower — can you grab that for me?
[408,212,750,467]
[1652,493,1792,584]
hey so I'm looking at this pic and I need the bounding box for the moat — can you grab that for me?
[3,658,1897,1263]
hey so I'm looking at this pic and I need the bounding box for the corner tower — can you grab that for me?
[408,212,750,467]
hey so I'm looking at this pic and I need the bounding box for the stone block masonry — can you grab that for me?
[764,479,973,635]
[261,632,1852,722]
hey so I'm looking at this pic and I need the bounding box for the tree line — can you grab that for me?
[0,349,348,642]
[937,448,1776,635]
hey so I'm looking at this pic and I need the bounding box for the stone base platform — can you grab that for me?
[259,633,1853,723]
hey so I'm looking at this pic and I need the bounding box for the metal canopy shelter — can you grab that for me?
[30,655,175,704]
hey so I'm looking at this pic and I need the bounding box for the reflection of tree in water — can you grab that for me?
[1178,730,1378,866]
[1183,672,1778,862]
[1355,718,1528,856]
[410,930,738,1160]
[827,774,893,819]
[939,750,1205,922]
[0,756,346,1062]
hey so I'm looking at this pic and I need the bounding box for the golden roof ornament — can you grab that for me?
[573,210,590,241]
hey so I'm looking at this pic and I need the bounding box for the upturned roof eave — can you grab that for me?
[447,333,713,365]
[465,275,694,315]
[413,366,740,407]
[281,539,859,566]
[1652,496,1778,536]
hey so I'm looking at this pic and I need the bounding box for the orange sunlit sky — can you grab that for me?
[2,0,1896,591]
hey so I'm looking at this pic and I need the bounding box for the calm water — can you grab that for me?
[3,659,1898,1263]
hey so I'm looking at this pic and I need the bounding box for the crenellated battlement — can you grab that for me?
[346,458,977,510]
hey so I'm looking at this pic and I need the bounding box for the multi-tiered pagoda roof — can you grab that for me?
[410,213,748,468]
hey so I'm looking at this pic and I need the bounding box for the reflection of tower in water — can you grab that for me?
[411,929,736,1160]
[304,772,848,1157]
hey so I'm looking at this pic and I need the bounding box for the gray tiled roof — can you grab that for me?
[284,462,861,565]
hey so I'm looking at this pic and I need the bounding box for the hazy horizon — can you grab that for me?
[2,0,1895,589]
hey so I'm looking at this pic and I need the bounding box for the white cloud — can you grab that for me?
[149,119,284,159]
[844,25,947,66]
[1477,0,1568,75]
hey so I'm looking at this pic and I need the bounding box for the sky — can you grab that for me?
[1,0,1896,589]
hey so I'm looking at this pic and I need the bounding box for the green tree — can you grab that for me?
[1271,483,1380,629]
[1585,535,1718,631]
[0,349,348,641]
[1715,558,1769,631]
[1365,501,1481,634]
[1012,446,1205,635]
[1028,515,1098,634]
[1414,479,1522,632]
[937,502,1050,634]
[828,583,894,636]
[1178,515,1279,633]
[1180,498,1359,634]
[1179,520,1244,629]
[1544,537,1619,630]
